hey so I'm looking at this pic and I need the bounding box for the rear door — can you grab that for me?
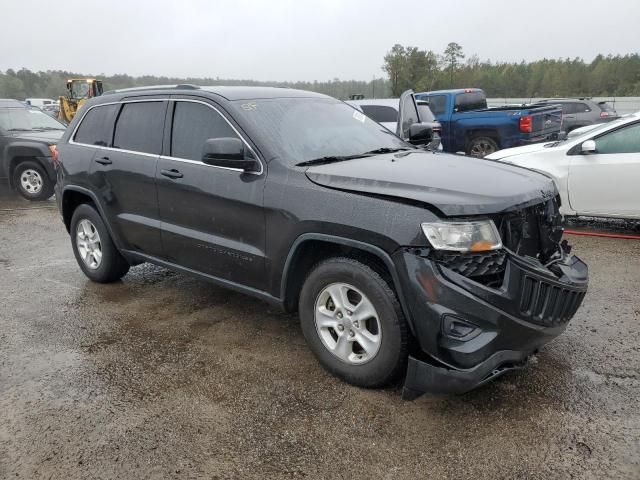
[88,99,166,257]
[156,98,267,289]
[568,120,640,218]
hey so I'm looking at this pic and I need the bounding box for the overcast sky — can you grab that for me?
[2,0,639,81]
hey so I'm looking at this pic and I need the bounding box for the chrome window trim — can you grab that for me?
[68,98,264,176]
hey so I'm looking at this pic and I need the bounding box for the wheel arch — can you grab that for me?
[280,233,415,334]
[60,186,124,246]
[465,128,500,146]
[5,143,52,187]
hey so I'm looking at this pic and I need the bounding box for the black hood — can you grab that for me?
[305,151,557,216]
[9,129,64,143]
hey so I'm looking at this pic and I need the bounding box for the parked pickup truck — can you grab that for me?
[415,88,562,157]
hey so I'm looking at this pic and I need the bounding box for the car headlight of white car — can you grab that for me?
[421,220,503,252]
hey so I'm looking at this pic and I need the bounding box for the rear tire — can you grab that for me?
[298,257,408,388]
[13,160,55,201]
[70,204,130,283]
[466,136,498,158]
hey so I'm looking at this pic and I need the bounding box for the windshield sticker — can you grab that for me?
[352,110,366,123]
[241,102,258,111]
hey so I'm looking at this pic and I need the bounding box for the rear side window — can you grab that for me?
[359,105,398,124]
[454,91,487,112]
[427,95,447,116]
[576,103,591,113]
[595,122,640,154]
[113,102,165,154]
[171,101,238,161]
[560,103,579,114]
[74,104,118,146]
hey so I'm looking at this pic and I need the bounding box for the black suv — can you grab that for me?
[0,99,66,200]
[55,85,589,398]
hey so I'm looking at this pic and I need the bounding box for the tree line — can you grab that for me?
[1,44,638,101]
[384,43,640,97]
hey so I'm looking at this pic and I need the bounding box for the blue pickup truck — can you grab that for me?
[413,88,562,157]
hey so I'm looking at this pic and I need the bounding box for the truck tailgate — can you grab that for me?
[528,106,562,137]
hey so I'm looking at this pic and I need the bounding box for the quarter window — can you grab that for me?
[74,104,118,146]
[170,101,238,161]
[595,122,640,154]
[112,102,165,154]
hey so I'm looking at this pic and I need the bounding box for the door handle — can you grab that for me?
[160,168,183,179]
[95,156,112,165]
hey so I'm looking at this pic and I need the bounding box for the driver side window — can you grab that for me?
[595,122,640,154]
[171,101,239,161]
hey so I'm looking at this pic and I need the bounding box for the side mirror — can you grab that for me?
[408,123,434,145]
[201,137,259,172]
[581,139,597,154]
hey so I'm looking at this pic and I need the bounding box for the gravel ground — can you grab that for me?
[0,186,639,479]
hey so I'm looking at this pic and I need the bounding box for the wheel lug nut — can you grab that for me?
[346,310,352,316]
[337,324,344,331]
[353,321,359,328]
[349,330,354,337]
[337,312,343,319]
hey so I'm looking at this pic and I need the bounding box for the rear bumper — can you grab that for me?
[394,248,588,398]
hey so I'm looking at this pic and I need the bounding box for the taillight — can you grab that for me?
[600,111,610,118]
[519,115,533,133]
[49,144,59,166]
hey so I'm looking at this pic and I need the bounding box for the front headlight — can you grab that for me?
[421,220,502,252]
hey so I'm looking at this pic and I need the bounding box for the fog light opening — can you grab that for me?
[442,315,480,341]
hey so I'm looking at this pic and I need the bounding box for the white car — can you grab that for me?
[486,113,640,220]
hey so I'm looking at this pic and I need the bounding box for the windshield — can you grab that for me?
[230,97,410,165]
[0,108,66,131]
[71,81,91,99]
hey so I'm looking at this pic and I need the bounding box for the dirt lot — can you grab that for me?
[1,186,639,480]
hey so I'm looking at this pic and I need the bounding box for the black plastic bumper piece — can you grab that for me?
[402,350,531,400]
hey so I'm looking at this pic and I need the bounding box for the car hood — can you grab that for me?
[485,142,556,160]
[8,130,64,143]
[305,151,556,216]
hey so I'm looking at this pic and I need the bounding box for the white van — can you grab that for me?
[25,98,58,108]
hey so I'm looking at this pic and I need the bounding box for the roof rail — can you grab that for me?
[102,84,201,95]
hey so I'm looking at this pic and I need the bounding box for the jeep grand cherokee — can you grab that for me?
[54,85,588,399]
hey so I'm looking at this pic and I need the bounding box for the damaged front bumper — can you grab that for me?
[393,247,588,399]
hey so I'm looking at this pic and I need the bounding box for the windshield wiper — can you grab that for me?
[8,128,32,132]
[33,127,65,131]
[362,147,411,155]
[296,153,372,167]
[296,147,413,167]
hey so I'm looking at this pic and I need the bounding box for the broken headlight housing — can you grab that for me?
[422,220,502,252]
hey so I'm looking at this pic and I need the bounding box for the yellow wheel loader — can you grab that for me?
[58,78,103,124]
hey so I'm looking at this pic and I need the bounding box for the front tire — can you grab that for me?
[466,136,498,158]
[13,160,55,201]
[299,257,408,388]
[70,204,130,283]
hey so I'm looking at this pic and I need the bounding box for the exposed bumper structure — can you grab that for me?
[394,247,588,399]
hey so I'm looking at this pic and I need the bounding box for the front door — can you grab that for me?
[156,98,267,289]
[568,120,640,218]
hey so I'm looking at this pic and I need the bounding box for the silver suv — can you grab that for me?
[538,98,618,134]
